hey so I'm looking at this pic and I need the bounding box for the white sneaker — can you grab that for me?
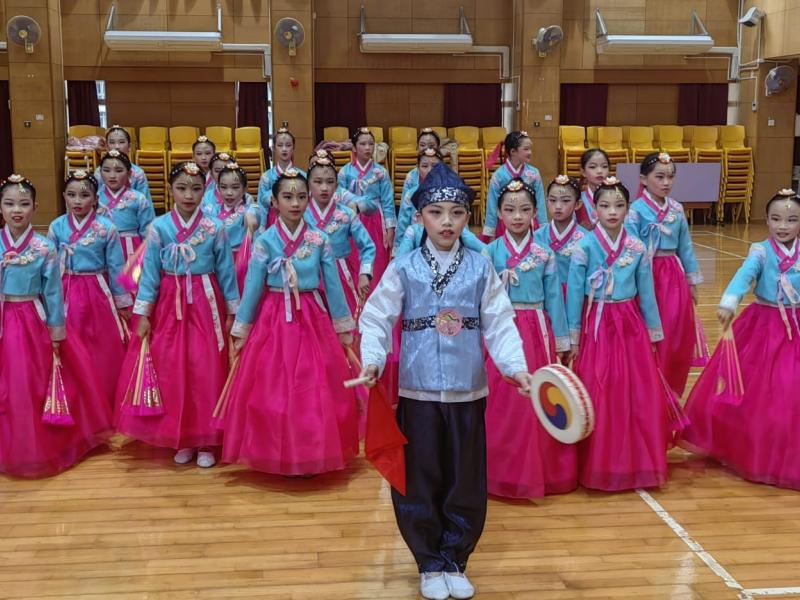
[197,450,216,468]
[419,572,450,600]
[445,572,475,599]
[174,448,195,464]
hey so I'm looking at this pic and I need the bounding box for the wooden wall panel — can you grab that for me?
[605,84,680,126]
[105,81,236,129]
[364,83,445,130]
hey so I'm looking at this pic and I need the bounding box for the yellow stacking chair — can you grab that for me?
[720,147,754,223]
[136,127,169,211]
[480,126,507,178]
[389,126,417,151]
[658,126,691,162]
[558,126,586,177]
[389,127,419,203]
[586,126,599,148]
[168,126,199,168]
[683,126,695,149]
[205,126,232,154]
[233,127,265,195]
[323,126,350,142]
[448,126,480,150]
[597,127,629,174]
[718,125,746,149]
[692,126,723,161]
[628,127,656,163]
[65,125,103,175]
[367,126,384,143]
[68,125,101,138]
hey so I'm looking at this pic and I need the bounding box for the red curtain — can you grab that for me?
[0,81,12,179]
[67,81,100,127]
[237,82,270,159]
[314,83,366,142]
[560,84,608,127]
[443,83,501,128]
[678,84,728,125]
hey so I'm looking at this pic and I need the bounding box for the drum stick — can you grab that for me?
[344,375,372,389]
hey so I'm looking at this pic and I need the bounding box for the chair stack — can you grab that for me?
[233,127,266,196]
[718,125,753,223]
[322,126,351,169]
[480,126,508,180]
[389,126,418,204]
[558,126,586,177]
[656,126,691,163]
[628,127,657,163]
[449,126,485,225]
[136,127,169,211]
[597,127,630,175]
[65,125,105,176]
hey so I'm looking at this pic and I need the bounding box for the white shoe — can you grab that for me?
[173,448,195,464]
[196,450,216,468]
[445,572,475,599]
[419,572,450,600]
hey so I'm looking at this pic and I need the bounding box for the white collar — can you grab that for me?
[596,224,623,252]
[356,159,373,171]
[776,238,798,257]
[174,207,202,229]
[643,189,668,209]
[279,217,303,241]
[4,224,32,248]
[70,210,95,229]
[550,218,576,241]
[425,237,461,272]
[311,198,335,221]
[504,230,531,253]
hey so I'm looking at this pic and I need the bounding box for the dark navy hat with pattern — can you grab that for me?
[410,162,475,211]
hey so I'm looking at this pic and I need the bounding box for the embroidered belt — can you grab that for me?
[63,269,107,275]
[402,315,480,332]
[654,250,677,257]
[1,294,38,302]
[511,302,544,311]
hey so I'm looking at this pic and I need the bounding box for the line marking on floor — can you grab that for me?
[693,241,746,259]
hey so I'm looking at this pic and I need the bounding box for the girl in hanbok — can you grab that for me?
[534,175,588,299]
[485,178,575,499]
[0,175,111,478]
[628,152,703,397]
[576,148,610,230]
[681,189,800,490]
[222,170,358,476]
[338,127,396,289]
[482,131,547,240]
[257,127,307,216]
[395,148,443,253]
[97,149,155,263]
[201,151,234,205]
[116,162,239,468]
[192,136,216,193]
[201,162,264,293]
[94,126,151,202]
[48,171,132,407]
[567,177,675,491]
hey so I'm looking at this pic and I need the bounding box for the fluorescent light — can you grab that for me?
[104,30,222,51]
[359,33,473,54]
[595,9,715,55]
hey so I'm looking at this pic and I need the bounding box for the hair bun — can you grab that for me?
[778,188,797,197]
[8,173,25,183]
[603,176,620,186]
[658,152,672,164]
[554,174,570,185]
[72,170,89,179]
[196,135,209,143]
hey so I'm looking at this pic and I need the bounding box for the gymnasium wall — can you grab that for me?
[605,85,680,126]
[365,84,445,130]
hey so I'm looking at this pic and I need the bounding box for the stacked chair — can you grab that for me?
[718,125,753,223]
[597,127,630,175]
[448,126,486,225]
[558,126,586,177]
[233,127,266,196]
[136,127,169,211]
[628,127,657,162]
[388,126,418,204]
[480,126,508,180]
[322,126,351,168]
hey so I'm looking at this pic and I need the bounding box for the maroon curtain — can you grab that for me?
[678,84,728,125]
[0,81,12,179]
[443,83,501,128]
[560,84,608,126]
[67,81,100,127]
[237,82,270,160]
[314,83,366,142]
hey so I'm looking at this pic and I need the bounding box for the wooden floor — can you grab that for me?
[2,224,799,600]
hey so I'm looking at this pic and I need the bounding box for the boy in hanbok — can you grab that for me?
[567,177,676,491]
[485,178,575,499]
[97,149,155,263]
[359,163,531,600]
[628,152,703,396]
[482,131,548,240]
[0,175,111,478]
[48,171,132,407]
[222,170,358,476]
[681,189,800,490]
[116,162,239,469]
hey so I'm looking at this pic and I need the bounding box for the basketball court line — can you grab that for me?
[637,491,800,599]
[693,230,757,246]
[692,242,747,259]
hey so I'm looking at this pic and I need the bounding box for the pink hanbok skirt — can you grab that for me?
[681,304,800,490]
[63,272,127,407]
[119,232,143,264]
[353,211,389,294]
[221,291,358,475]
[115,273,228,449]
[574,299,671,491]
[652,255,697,396]
[0,300,112,478]
[486,308,577,498]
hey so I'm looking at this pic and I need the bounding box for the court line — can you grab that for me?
[693,241,746,259]
[740,588,800,598]
[636,489,745,592]
[693,230,756,245]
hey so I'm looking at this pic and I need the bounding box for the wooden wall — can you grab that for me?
[606,84,680,126]
[365,84,445,130]
[314,0,513,84]
[742,0,800,60]
[104,82,236,129]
